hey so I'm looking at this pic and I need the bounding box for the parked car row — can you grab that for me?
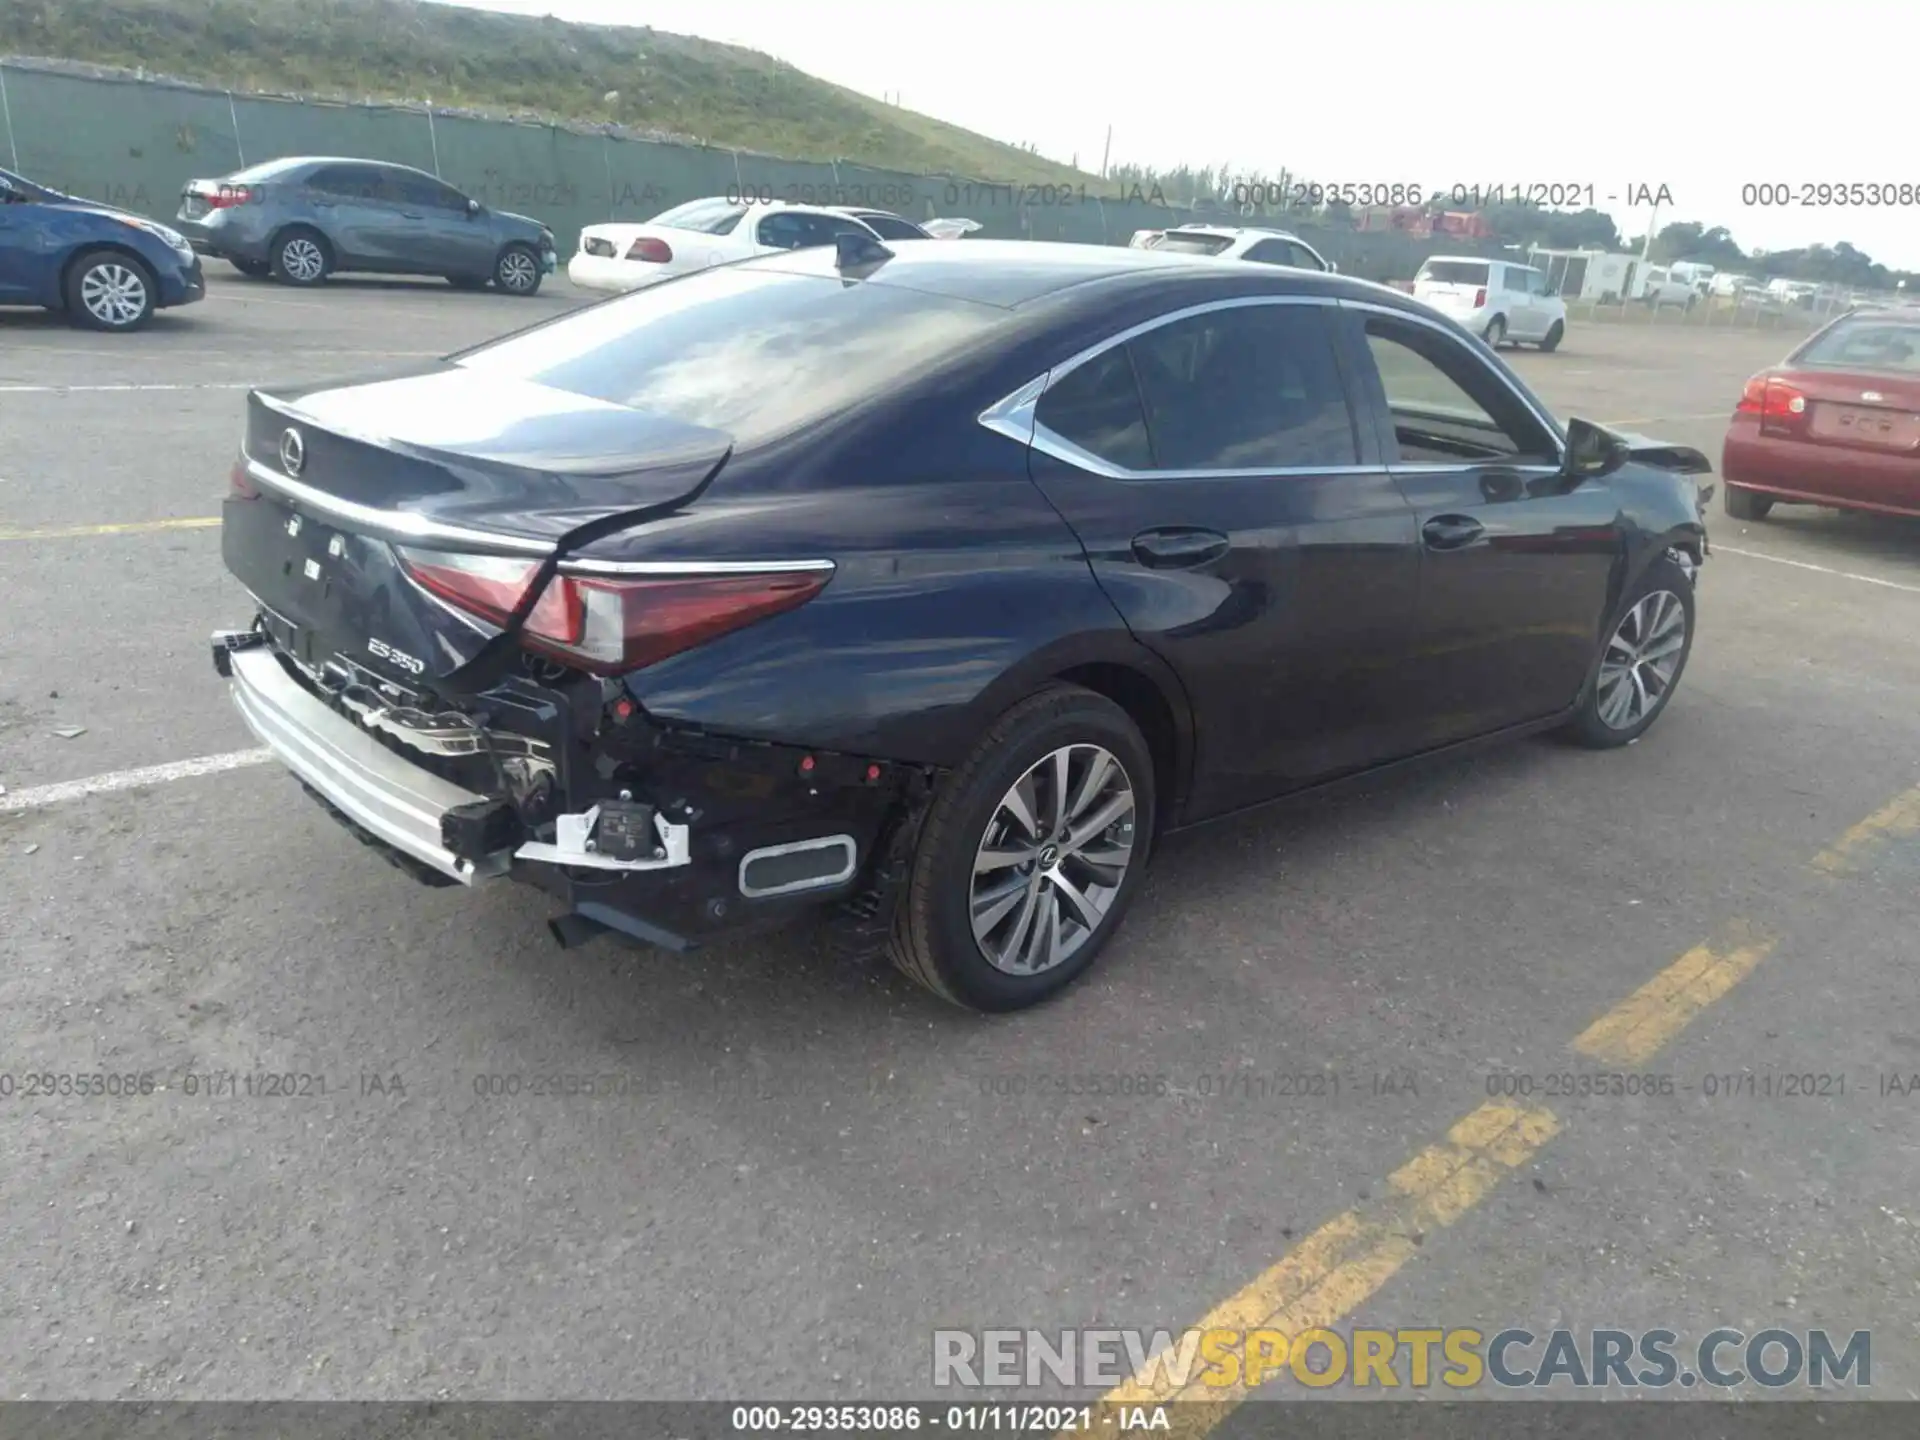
[566,198,982,294]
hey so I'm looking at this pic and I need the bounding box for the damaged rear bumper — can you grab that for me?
[213,627,932,952]
[221,638,691,887]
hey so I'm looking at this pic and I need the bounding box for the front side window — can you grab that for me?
[1361,318,1559,464]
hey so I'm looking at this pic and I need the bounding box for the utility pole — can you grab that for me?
[1639,201,1660,263]
[1100,125,1112,180]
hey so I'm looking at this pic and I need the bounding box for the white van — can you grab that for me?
[1411,256,1568,350]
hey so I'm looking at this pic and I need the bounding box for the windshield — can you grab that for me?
[1793,319,1920,375]
[0,167,60,201]
[1154,233,1235,256]
[1417,261,1491,285]
[453,264,1006,447]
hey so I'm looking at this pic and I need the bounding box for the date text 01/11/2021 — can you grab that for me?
[727,1404,1170,1431]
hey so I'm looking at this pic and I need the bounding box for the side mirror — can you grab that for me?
[1326,259,1339,273]
[1563,417,1630,482]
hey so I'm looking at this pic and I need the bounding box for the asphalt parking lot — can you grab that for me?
[4,274,1920,1413]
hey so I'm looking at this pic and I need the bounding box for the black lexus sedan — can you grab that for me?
[211,236,1712,1013]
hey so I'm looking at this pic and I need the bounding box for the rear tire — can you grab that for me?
[1723,485,1774,521]
[1558,555,1695,750]
[494,243,543,295]
[889,685,1155,1013]
[64,249,156,331]
[1483,316,1507,348]
[1539,321,1564,353]
[271,227,331,286]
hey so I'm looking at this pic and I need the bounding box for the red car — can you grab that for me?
[1722,306,1920,520]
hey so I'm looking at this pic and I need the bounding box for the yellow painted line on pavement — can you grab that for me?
[0,517,221,541]
[1572,920,1773,1066]
[1091,1101,1558,1433]
[1811,783,1920,875]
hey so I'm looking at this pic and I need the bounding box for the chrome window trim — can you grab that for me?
[975,292,1567,481]
[558,557,837,577]
[244,457,554,556]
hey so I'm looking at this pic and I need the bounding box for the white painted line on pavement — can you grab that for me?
[1601,411,1733,426]
[1,750,272,814]
[1714,544,1920,596]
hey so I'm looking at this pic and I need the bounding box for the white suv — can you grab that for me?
[1138,225,1335,272]
[1412,255,1567,351]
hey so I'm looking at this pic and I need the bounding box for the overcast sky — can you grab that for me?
[432,0,1918,269]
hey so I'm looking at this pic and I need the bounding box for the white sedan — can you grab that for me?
[566,198,976,295]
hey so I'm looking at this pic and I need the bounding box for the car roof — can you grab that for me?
[739,237,1404,310]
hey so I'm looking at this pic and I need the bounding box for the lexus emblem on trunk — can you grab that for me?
[280,427,306,477]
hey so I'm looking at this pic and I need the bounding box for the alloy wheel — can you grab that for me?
[498,250,538,292]
[969,744,1137,976]
[281,238,325,282]
[80,263,148,327]
[1596,589,1687,730]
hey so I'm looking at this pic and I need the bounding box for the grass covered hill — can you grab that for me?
[0,0,1098,183]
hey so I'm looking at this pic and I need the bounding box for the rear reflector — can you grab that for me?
[229,457,260,499]
[626,237,673,263]
[395,547,830,674]
[1473,287,1487,309]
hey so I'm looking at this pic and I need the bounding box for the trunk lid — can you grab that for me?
[224,365,731,686]
[1781,366,1920,455]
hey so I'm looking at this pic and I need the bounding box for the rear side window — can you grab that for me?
[308,165,390,201]
[1418,260,1490,285]
[1503,267,1534,292]
[1126,305,1358,470]
[451,266,1005,446]
[855,213,926,241]
[1154,232,1235,256]
[1793,319,1920,374]
[1034,349,1154,470]
[649,198,748,235]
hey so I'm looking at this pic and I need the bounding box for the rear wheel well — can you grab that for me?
[1055,663,1180,832]
[58,244,152,309]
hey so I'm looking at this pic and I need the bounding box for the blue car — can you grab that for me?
[0,166,206,331]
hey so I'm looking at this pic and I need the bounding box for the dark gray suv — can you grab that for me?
[175,157,558,295]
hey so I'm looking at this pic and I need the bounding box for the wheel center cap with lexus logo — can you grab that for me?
[279,427,306,477]
[1038,842,1061,868]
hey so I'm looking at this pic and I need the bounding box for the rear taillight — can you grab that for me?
[229,457,259,499]
[395,548,830,675]
[206,185,251,210]
[626,237,672,263]
[1736,374,1807,428]
[1472,286,1487,308]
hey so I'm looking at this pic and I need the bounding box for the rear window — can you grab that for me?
[1417,261,1490,285]
[1793,319,1920,374]
[648,198,748,235]
[1154,232,1235,256]
[223,158,307,184]
[451,265,1005,445]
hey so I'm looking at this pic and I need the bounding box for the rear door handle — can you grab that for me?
[1422,515,1485,550]
[1131,528,1230,569]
